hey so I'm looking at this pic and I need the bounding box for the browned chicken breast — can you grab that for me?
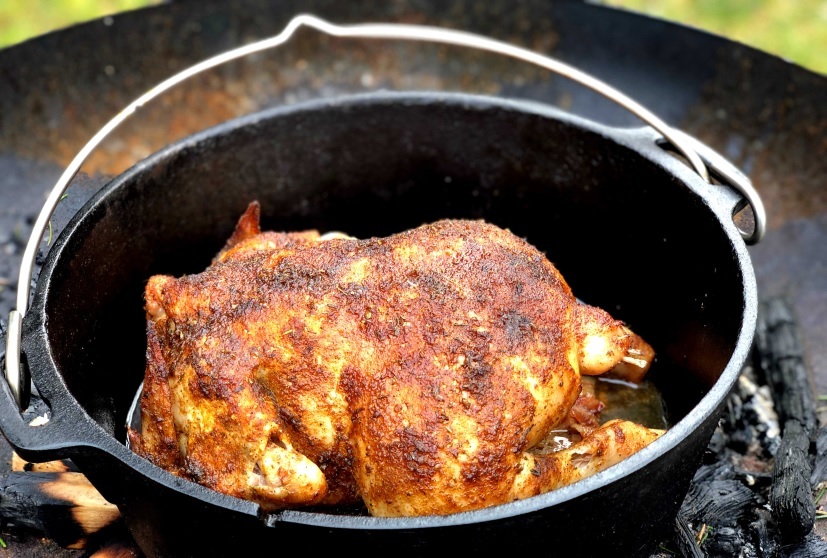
[128,201,662,517]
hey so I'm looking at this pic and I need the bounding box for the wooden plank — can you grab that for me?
[0,470,121,550]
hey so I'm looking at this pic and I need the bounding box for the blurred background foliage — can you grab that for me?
[604,0,826,74]
[0,0,159,48]
[0,0,824,74]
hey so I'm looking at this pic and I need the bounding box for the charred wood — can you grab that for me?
[779,533,827,557]
[702,526,756,557]
[683,478,758,528]
[771,420,816,543]
[756,298,817,440]
[671,512,704,558]
[751,509,780,558]
[755,298,818,545]
[0,470,121,549]
[810,426,827,488]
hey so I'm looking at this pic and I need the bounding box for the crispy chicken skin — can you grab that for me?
[128,201,661,516]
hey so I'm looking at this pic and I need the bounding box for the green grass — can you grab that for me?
[0,1,824,74]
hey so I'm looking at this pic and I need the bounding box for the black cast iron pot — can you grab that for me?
[0,91,757,557]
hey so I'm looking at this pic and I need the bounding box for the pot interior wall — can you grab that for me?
[40,94,744,445]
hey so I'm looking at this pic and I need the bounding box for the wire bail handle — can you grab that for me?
[3,14,766,411]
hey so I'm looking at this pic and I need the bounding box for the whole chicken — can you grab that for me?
[128,201,662,517]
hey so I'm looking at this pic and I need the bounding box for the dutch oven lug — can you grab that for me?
[0,358,89,464]
[0,313,114,464]
[656,129,766,245]
[619,125,766,245]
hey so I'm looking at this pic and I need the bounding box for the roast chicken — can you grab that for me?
[128,201,663,517]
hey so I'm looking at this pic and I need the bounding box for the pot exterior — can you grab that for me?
[73,405,720,557]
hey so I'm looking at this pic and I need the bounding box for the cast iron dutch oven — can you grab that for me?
[0,17,763,558]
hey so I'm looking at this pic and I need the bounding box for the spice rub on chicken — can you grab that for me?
[128,201,662,517]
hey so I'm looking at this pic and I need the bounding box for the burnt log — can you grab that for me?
[810,426,827,488]
[780,533,827,558]
[0,470,122,549]
[670,512,704,558]
[702,526,755,557]
[756,298,817,439]
[682,478,757,527]
[771,420,816,543]
[755,297,818,545]
[751,509,780,558]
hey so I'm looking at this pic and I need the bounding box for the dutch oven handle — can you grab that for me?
[3,14,767,414]
[0,347,96,462]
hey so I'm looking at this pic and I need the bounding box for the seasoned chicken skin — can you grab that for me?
[129,202,661,516]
